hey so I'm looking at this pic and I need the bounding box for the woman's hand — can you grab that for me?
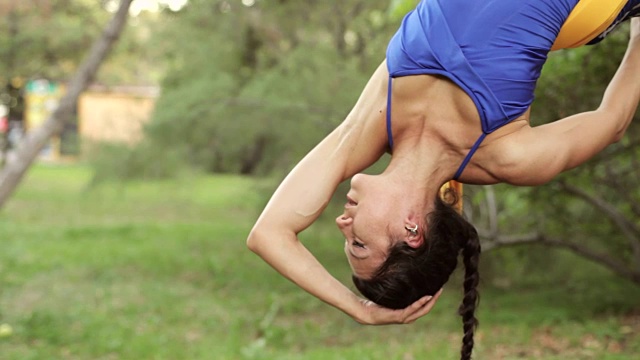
[353,289,443,325]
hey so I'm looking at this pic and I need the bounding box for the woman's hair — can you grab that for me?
[352,190,481,360]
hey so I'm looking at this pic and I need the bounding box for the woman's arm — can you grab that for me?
[502,19,640,186]
[247,61,441,324]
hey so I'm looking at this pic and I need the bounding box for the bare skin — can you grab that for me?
[247,19,640,325]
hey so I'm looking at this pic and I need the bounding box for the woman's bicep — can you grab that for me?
[253,61,390,234]
[505,110,619,185]
[254,122,386,235]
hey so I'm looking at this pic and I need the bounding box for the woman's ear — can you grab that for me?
[404,222,424,248]
[405,234,424,248]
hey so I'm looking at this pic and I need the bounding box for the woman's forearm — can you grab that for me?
[247,228,366,322]
[599,20,640,140]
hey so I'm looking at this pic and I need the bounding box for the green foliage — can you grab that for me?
[0,0,104,81]
[388,0,419,21]
[0,0,162,88]
[85,0,422,178]
[123,0,398,176]
[87,140,187,183]
[533,28,630,124]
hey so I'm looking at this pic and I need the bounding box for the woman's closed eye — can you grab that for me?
[352,239,365,248]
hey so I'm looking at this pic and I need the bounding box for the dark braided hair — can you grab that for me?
[352,190,481,360]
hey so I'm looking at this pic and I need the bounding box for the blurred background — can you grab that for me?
[0,0,639,359]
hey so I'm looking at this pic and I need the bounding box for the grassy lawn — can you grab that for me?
[0,165,639,359]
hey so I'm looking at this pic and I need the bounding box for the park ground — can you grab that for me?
[0,165,639,359]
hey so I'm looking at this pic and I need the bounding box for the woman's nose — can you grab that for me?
[335,214,353,230]
[351,173,364,188]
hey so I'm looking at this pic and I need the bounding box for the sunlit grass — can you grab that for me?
[0,164,638,359]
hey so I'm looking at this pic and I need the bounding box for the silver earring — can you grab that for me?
[405,224,418,236]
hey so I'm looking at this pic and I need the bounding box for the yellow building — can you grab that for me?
[24,80,158,161]
[79,85,158,145]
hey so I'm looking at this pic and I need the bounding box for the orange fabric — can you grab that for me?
[440,180,464,214]
[552,0,627,50]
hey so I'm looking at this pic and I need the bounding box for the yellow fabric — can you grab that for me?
[552,0,627,50]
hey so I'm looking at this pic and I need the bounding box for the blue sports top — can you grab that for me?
[385,0,638,180]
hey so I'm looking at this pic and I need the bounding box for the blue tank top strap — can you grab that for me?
[453,133,487,180]
[386,76,394,150]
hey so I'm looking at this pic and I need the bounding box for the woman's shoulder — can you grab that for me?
[456,117,535,184]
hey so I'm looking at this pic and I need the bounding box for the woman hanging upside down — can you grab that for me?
[247,1,640,359]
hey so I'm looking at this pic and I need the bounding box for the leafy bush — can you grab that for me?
[86,140,187,184]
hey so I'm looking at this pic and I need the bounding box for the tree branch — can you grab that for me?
[478,230,542,251]
[484,185,498,238]
[603,163,640,219]
[479,230,640,285]
[0,0,134,209]
[557,181,640,258]
[593,138,640,162]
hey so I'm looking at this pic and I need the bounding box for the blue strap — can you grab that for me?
[386,76,394,151]
[453,133,487,180]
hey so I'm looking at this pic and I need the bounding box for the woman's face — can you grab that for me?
[336,173,411,279]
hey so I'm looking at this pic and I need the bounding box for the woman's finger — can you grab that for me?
[403,289,444,323]
[410,295,433,310]
[397,296,432,322]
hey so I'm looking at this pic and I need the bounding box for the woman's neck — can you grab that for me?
[383,134,459,213]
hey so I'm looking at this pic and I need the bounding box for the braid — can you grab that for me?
[458,227,481,360]
[441,185,482,359]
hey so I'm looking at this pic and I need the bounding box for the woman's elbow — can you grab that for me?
[247,226,298,257]
[601,108,633,143]
[612,125,629,143]
[246,228,265,254]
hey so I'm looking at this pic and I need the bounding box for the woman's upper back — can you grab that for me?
[386,0,578,134]
[389,73,529,185]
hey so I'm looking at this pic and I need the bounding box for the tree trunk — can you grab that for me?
[0,0,133,209]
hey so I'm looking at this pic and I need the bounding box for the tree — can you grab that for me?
[0,0,159,86]
[0,0,134,209]
[0,0,104,81]
[129,0,397,176]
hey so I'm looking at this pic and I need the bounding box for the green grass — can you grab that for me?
[1,165,639,359]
